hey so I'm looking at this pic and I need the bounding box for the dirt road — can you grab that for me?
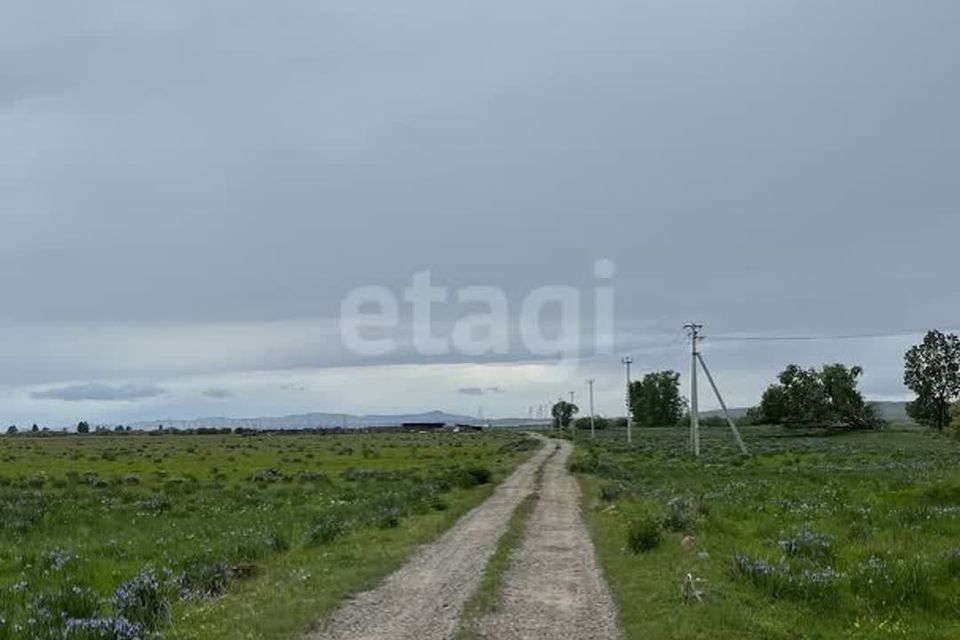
[306,437,554,640]
[476,439,622,640]
[306,437,620,640]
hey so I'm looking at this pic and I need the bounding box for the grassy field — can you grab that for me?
[572,424,960,640]
[0,430,538,640]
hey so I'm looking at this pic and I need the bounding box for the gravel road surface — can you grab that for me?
[476,439,622,640]
[306,437,553,640]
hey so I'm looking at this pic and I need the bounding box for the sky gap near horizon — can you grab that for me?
[2,1,958,426]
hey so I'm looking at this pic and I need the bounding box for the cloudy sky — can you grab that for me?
[2,1,958,426]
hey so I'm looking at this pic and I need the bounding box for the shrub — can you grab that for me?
[662,496,699,534]
[309,514,348,545]
[375,506,401,529]
[179,559,230,598]
[777,526,834,562]
[448,469,481,489]
[627,513,662,553]
[569,444,601,474]
[63,618,144,640]
[466,467,492,485]
[113,567,174,631]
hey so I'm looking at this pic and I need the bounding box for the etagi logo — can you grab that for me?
[339,260,616,375]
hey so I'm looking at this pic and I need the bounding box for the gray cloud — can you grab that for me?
[31,383,167,402]
[458,387,505,397]
[202,387,233,399]
[1,1,958,424]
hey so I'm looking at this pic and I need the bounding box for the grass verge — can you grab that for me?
[574,425,960,639]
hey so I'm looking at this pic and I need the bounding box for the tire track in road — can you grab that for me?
[306,437,553,640]
[476,439,622,640]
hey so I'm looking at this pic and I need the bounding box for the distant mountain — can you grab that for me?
[130,410,545,431]
[702,401,914,424]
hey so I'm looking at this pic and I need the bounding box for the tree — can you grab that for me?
[821,364,882,429]
[904,330,960,430]
[629,371,685,428]
[76,421,90,434]
[574,415,609,431]
[551,401,579,429]
[6,425,17,435]
[753,363,882,429]
[31,424,39,433]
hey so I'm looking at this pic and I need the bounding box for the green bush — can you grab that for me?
[448,467,491,489]
[466,467,492,485]
[627,513,661,553]
[662,496,699,533]
[569,442,601,474]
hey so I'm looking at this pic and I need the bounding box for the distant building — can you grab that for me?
[400,422,447,431]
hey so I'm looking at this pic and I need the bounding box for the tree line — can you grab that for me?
[547,329,960,432]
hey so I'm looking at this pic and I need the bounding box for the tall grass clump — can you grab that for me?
[308,513,351,545]
[113,567,175,631]
[662,495,700,534]
[731,555,841,607]
[850,554,934,610]
[627,512,662,553]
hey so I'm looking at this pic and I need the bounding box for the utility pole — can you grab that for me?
[587,379,596,439]
[621,356,633,445]
[684,323,703,457]
[684,323,749,457]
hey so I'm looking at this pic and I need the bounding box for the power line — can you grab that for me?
[710,329,960,343]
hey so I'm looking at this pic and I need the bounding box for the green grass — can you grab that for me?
[0,430,538,639]
[573,424,960,639]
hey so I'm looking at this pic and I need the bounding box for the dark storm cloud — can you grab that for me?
[31,383,167,402]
